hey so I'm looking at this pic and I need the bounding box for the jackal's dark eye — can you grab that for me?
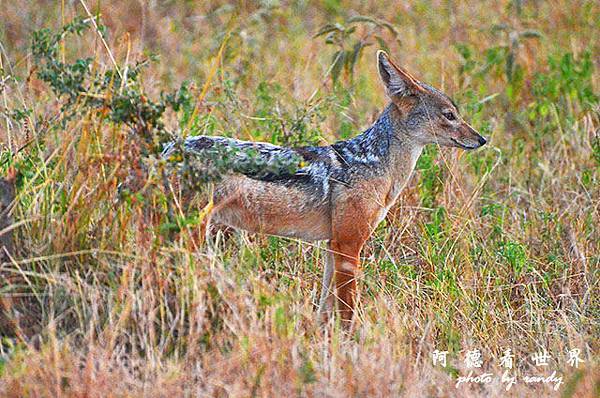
[442,111,456,121]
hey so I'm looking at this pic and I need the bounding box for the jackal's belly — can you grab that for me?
[211,176,332,241]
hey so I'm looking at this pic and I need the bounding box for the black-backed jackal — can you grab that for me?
[165,51,487,326]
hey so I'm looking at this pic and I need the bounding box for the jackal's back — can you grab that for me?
[172,135,348,201]
[171,135,346,240]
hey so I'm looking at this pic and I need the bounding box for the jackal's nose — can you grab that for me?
[477,135,487,146]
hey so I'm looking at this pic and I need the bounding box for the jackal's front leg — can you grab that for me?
[330,240,364,326]
[330,195,379,326]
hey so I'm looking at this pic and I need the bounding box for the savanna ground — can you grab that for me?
[0,1,598,397]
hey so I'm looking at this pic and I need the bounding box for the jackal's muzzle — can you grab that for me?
[452,124,487,150]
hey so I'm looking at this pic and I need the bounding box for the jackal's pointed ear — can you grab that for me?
[377,51,422,98]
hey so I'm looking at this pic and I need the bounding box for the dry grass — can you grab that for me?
[0,1,598,397]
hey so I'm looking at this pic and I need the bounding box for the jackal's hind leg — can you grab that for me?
[202,192,239,256]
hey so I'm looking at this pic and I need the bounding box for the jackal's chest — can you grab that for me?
[373,180,406,225]
[355,157,416,227]
[372,151,421,225]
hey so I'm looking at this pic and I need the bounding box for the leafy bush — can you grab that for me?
[314,15,399,85]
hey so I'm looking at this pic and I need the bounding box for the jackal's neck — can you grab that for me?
[333,104,394,165]
[335,104,423,177]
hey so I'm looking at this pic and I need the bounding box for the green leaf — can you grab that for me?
[330,50,345,84]
[313,23,341,38]
[519,30,542,39]
[347,41,370,76]
[347,15,380,25]
[490,23,509,33]
[344,26,357,37]
[379,21,400,37]
[325,32,337,44]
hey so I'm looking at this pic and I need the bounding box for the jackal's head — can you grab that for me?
[377,51,486,150]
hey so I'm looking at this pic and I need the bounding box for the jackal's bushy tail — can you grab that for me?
[162,135,304,181]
